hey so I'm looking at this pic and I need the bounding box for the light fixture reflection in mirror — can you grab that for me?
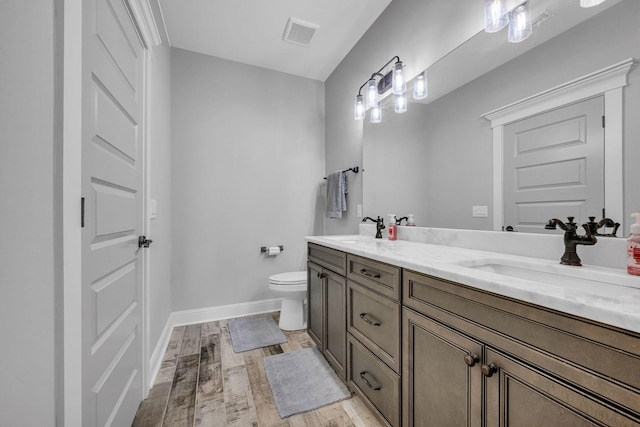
[370,103,382,123]
[392,61,406,95]
[580,0,607,7]
[485,0,509,32]
[508,1,533,43]
[413,72,428,99]
[395,93,407,113]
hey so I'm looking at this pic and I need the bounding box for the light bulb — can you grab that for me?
[366,79,379,108]
[413,72,428,100]
[370,103,382,123]
[395,94,407,113]
[580,0,607,7]
[354,95,365,120]
[391,61,406,95]
[508,1,532,43]
[484,0,508,33]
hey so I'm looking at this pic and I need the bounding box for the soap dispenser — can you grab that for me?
[387,214,397,241]
[406,214,416,226]
[628,213,640,276]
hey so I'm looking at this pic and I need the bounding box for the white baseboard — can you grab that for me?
[147,298,282,388]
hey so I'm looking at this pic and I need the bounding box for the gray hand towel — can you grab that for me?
[326,170,348,219]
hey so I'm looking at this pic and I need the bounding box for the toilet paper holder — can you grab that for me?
[261,245,284,253]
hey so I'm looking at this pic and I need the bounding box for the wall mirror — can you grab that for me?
[362,0,639,234]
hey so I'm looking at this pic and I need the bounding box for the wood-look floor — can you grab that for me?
[132,313,384,427]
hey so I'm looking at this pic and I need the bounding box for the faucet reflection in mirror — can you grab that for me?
[354,56,415,123]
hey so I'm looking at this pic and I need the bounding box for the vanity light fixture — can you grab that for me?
[484,0,509,33]
[413,71,428,100]
[580,0,607,7]
[508,1,532,43]
[484,0,532,44]
[353,56,406,122]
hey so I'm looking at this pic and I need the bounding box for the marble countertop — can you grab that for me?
[305,234,640,334]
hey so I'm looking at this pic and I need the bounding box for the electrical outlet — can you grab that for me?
[472,205,488,217]
[357,204,363,218]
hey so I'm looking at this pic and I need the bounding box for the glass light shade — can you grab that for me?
[484,0,508,33]
[508,2,532,43]
[395,94,407,113]
[366,79,379,108]
[391,61,406,95]
[370,103,382,123]
[413,72,428,100]
[354,95,365,120]
[580,0,606,6]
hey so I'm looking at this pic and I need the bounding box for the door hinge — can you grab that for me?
[81,197,85,228]
[602,115,605,128]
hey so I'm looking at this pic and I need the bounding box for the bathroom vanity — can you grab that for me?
[306,230,640,427]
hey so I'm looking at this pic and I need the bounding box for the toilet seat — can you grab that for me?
[269,271,306,286]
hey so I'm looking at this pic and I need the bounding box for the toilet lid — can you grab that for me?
[269,271,307,285]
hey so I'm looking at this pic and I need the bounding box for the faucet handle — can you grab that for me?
[567,216,575,224]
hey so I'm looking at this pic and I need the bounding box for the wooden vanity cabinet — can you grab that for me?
[307,243,347,380]
[403,269,640,427]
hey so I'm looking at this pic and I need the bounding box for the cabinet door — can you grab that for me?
[307,262,324,348]
[484,348,638,427]
[403,308,483,427]
[325,270,346,380]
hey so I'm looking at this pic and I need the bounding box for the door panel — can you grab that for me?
[484,348,633,427]
[403,308,483,427]
[503,97,604,233]
[82,0,145,425]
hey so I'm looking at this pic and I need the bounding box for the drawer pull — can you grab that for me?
[359,313,381,326]
[359,371,381,391]
[360,268,381,279]
[464,354,479,367]
[481,364,497,377]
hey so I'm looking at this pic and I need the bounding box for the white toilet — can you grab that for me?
[268,271,307,331]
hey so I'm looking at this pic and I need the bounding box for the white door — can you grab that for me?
[503,96,604,233]
[81,0,146,425]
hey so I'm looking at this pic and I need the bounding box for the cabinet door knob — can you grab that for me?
[317,272,326,278]
[481,364,497,377]
[464,354,479,367]
[359,371,381,391]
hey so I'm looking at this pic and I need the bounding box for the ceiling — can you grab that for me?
[151,0,392,82]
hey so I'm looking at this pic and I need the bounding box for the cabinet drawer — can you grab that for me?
[347,334,400,427]
[347,281,401,374]
[308,243,346,276]
[347,254,401,301]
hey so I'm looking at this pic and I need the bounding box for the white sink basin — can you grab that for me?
[462,259,640,299]
[323,235,362,244]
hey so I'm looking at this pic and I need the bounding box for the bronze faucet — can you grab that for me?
[585,216,620,237]
[544,217,597,266]
[363,216,385,239]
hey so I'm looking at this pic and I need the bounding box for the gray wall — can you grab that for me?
[0,1,57,425]
[325,0,484,234]
[170,48,325,311]
[148,45,174,348]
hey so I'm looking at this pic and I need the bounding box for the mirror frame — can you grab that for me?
[482,58,636,231]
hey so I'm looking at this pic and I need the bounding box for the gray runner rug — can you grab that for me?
[228,315,287,353]
[263,347,351,418]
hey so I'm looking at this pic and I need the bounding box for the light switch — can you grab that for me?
[472,205,488,217]
[150,198,157,219]
[357,204,363,218]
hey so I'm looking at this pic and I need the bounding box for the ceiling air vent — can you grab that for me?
[282,17,319,47]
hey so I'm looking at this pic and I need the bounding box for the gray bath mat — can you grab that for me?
[228,315,287,353]
[264,347,351,418]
